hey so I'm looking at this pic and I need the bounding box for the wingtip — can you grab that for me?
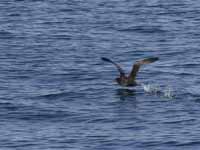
[101,57,111,62]
[150,57,159,62]
[101,57,106,60]
[139,57,159,64]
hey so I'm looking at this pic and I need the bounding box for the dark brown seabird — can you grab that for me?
[101,57,159,86]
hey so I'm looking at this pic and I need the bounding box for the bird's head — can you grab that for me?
[115,77,121,84]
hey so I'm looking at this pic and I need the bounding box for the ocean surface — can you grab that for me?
[1,0,200,149]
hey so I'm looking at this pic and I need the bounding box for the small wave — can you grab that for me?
[118,27,166,34]
[0,30,14,39]
[142,84,175,99]
[176,141,200,146]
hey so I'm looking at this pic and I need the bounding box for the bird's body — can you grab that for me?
[101,57,159,87]
[116,76,137,86]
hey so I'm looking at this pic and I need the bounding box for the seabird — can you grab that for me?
[101,57,159,86]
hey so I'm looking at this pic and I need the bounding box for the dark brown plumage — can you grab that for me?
[101,57,159,86]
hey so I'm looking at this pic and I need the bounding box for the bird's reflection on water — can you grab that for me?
[114,88,138,110]
[116,88,136,101]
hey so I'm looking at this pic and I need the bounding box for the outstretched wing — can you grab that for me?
[101,57,125,76]
[128,57,159,83]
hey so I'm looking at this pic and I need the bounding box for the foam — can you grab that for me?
[142,84,174,99]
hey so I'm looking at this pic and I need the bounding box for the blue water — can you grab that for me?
[1,0,200,149]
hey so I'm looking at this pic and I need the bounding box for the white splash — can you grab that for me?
[163,87,174,99]
[142,84,161,94]
[142,84,174,99]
